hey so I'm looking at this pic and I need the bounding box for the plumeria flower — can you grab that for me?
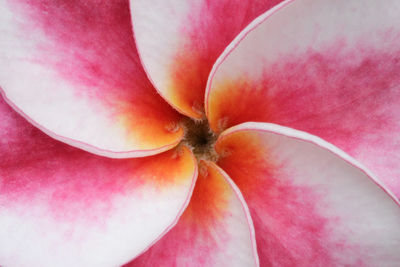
[1,0,400,266]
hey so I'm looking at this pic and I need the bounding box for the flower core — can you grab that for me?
[182,118,218,162]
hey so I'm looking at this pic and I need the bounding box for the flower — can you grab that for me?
[1,0,400,266]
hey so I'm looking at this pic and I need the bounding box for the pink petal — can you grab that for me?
[130,0,284,119]
[206,0,400,196]
[124,161,258,267]
[216,122,400,266]
[0,0,184,158]
[0,96,197,266]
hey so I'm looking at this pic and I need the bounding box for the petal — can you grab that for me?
[206,0,400,195]
[130,0,284,119]
[0,97,197,267]
[124,161,258,267]
[216,122,400,266]
[0,0,183,158]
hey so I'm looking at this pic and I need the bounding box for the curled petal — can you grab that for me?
[206,0,400,195]
[125,161,258,267]
[130,0,283,118]
[0,97,197,266]
[0,0,183,158]
[216,122,400,266]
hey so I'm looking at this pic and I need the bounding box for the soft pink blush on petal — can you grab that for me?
[216,122,400,267]
[131,0,284,118]
[0,96,197,266]
[124,161,258,267]
[0,0,183,157]
[206,0,400,196]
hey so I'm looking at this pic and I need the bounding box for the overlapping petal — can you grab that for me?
[125,161,258,267]
[216,122,400,266]
[206,0,400,196]
[130,0,283,118]
[0,96,197,266]
[0,0,184,158]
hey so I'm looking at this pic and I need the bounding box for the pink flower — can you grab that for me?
[1,0,400,266]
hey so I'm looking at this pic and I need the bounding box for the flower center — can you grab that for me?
[182,118,218,162]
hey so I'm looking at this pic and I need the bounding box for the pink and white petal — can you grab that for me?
[0,0,183,158]
[206,0,400,195]
[0,97,197,267]
[215,122,400,266]
[130,0,284,119]
[124,161,258,267]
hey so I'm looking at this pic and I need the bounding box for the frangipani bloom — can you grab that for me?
[1,0,400,266]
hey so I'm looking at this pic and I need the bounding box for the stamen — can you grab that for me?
[217,116,229,133]
[191,101,205,118]
[165,122,180,133]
